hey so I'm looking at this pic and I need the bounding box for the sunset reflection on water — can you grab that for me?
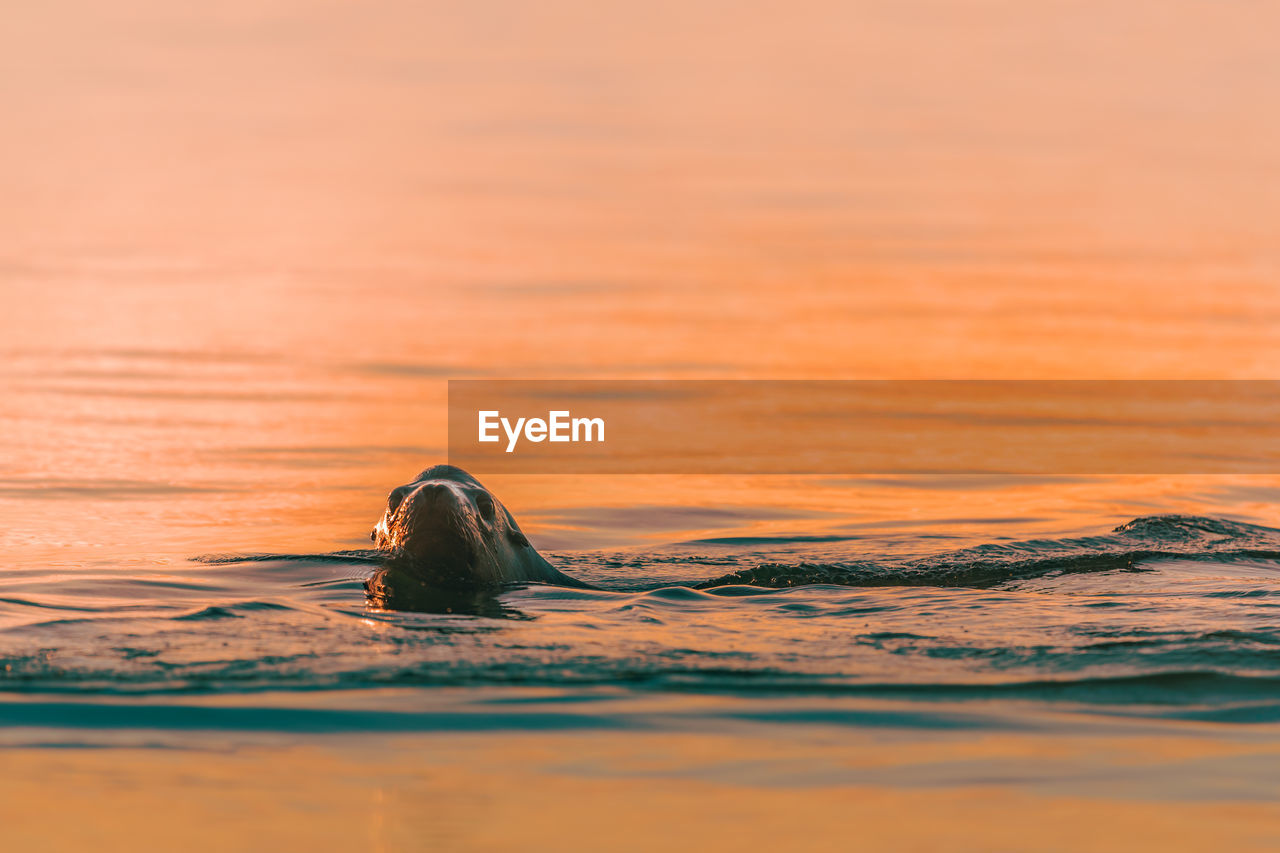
[3,0,1280,849]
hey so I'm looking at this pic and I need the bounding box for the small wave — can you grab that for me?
[696,515,1280,590]
[193,551,383,565]
[1111,514,1277,541]
[173,602,295,622]
[679,535,863,545]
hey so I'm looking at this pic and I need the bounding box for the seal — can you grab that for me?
[368,464,587,590]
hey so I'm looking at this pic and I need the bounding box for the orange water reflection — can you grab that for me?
[4,721,1280,852]
[4,2,1280,562]
[3,1,1280,844]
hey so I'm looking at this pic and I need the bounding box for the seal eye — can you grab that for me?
[475,493,496,521]
[387,486,410,515]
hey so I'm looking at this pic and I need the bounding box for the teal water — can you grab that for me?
[5,515,1280,718]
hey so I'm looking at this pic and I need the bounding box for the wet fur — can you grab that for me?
[368,464,587,592]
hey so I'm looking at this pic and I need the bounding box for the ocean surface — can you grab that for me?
[2,504,1280,701]
[5,0,1280,848]
[6,469,1280,850]
[8,514,1280,707]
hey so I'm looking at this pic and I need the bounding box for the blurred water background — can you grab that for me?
[3,1,1280,849]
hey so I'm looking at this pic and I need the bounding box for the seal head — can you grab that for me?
[370,464,582,589]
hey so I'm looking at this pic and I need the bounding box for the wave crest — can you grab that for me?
[697,515,1280,589]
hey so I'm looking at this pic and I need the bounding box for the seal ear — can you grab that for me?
[508,529,530,548]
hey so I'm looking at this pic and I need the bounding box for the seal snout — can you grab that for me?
[404,481,465,517]
[397,482,474,540]
[373,478,485,576]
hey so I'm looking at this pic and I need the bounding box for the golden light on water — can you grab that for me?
[3,1,1280,849]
